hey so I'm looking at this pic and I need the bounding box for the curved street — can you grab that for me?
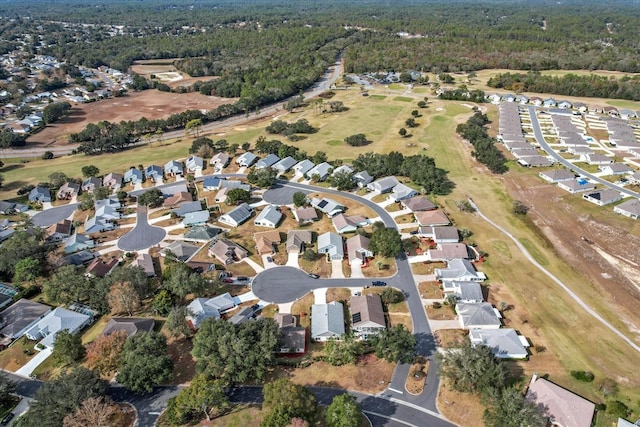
[117,205,166,252]
[31,203,78,227]
[467,198,640,353]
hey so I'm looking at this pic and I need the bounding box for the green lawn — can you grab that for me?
[393,96,413,102]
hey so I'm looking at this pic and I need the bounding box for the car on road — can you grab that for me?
[372,280,387,287]
[222,278,234,284]
[1,413,14,425]
[308,273,320,279]
[237,276,250,282]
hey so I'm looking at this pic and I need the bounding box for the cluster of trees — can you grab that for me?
[368,221,403,258]
[439,86,486,103]
[353,152,454,195]
[42,101,72,124]
[0,127,26,148]
[488,71,640,101]
[344,133,370,147]
[439,342,545,427]
[265,119,317,140]
[456,111,508,174]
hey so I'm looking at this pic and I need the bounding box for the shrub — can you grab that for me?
[42,151,54,160]
[570,370,595,382]
[606,400,630,418]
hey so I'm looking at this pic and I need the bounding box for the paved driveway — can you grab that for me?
[331,259,345,278]
[31,203,78,227]
[286,252,300,268]
[118,206,166,252]
[262,184,311,205]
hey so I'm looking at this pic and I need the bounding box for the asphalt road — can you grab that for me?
[31,203,78,227]
[117,205,166,251]
[528,105,640,198]
[262,183,311,205]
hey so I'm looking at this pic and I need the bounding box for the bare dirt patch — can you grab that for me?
[405,358,428,395]
[438,382,486,427]
[26,90,236,146]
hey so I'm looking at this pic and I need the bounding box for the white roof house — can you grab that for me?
[218,203,253,227]
[186,155,204,173]
[332,165,354,176]
[442,281,484,303]
[469,328,529,359]
[456,302,502,329]
[236,152,258,167]
[311,197,345,217]
[614,198,640,220]
[164,160,184,176]
[353,170,373,188]
[272,156,297,173]
[318,232,344,260]
[63,233,95,254]
[210,152,230,167]
[255,154,280,169]
[367,176,399,194]
[253,205,283,228]
[582,189,622,206]
[25,307,92,349]
[435,259,486,282]
[346,234,373,266]
[539,169,575,183]
[311,301,345,341]
[187,293,236,329]
[305,162,333,181]
[293,159,315,175]
[392,183,418,202]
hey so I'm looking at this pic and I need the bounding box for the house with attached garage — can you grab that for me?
[442,281,484,303]
[145,165,164,182]
[254,230,282,255]
[254,205,283,228]
[210,152,230,168]
[0,299,51,340]
[469,329,529,359]
[187,293,236,329]
[415,210,451,230]
[346,234,373,266]
[286,230,312,253]
[81,177,102,193]
[582,189,622,206]
[85,257,118,278]
[435,258,487,282]
[367,176,399,194]
[186,155,204,174]
[427,243,471,261]
[130,253,156,277]
[272,156,297,173]
[28,186,51,203]
[103,172,123,190]
[163,191,193,208]
[25,307,91,349]
[599,163,633,176]
[63,233,94,254]
[255,154,280,169]
[46,219,72,242]
[311,197,345,217]
[293,159,315,176]
[580,153,612,165]
[311,301,345,341]
[161,241,200,262]
[350,294,386,338]
[557,100,572,109]
[317,232,344,261]
[202,176,224,191]
[236,152,259,167]
[218,203,253,227]
[305,162,333,181]
[526,374,595,427]
[543,98,557,107]
[293,206,318,224]
[332,165,354,176]
[614,198,640,219]
[456,302,502,329]
[183,210,210,227]
[183,226,221,242]
[557,179,595,194]
[124,167,143,185]
[208,239,248,264]
[332,213,368,234]
[274,313,306,354]
[401,196,436,212]
[392,183,419,202]
[353,170,373,188]
[101,317,155,337]
[84,215,115,234]
[0,201,26,215]
[428,226,460,244]
[171,201,203,217]
[57,182,80,200]
[164,160,184,176]
[538,169,575,183]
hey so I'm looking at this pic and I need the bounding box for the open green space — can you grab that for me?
[393,96,413,102]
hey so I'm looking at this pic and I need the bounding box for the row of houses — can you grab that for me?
[311,293,387,342]
[498,103,554,168]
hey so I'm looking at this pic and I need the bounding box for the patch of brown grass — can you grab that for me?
[364,257,397,277]
[406,359,428,395]
[326,288,351,303]
[438,381,486,427]
[410,261,445,275]
[291,292,315,328]
[426,304,457,320]
[418,281,443,299]
[0,337,38,372]
[434,329,468,349]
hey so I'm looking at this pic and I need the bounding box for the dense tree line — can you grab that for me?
[488,71,640,101]
[439,87,486,103]
[456,111,508,174]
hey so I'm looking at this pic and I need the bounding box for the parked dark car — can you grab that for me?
[409,230,419,235]
[1,413,14,426]
[372,281,387,287]
[222,278,234,284]
[237,276,250,282]
[308,273,320,279]
[266,256,274,263]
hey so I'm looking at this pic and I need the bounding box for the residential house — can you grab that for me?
[0,201,16,215]
[350,294,386,338]
[130,253,156,277]
[28,186,51,203]
[614,198,640,219]
[346,234,373,266]
[0,294,12,311]
[401,196,436,212]
[286,230,312,253]
[415,210,451,229]
[317,232,344,260]
[573,102,588,112]
[124,168,143,185]
[85,257,118,278]
[442,281,484,303]
[430,226,460,244]
[218,203,253,227]
[427,243,471,261]
[311,301,345,341]
[305,162,333,181]
[487,93,501,104]
[604,106,620,117]
[530,97,543,106]
[557,179,596,194]
[236,152,258,167]
[293,206,318,224]
[0,229,13,244]
[435,258,487,282]
[456,302,502,329]
[543,98,557,107]
[183,210,210,227]
[183,226,221,242]
[526,374,595,427]
[392,183,419,202]
[254,230,282,255]
[629,172,640,185]
[46,219,72,242]
[367,176,399,194]
[202,176,225,191]
[501,94,516,103]
[538,169,575,183]
[145,165,164,182]
[229,307,255,326]
[558,100,572,109]
[25,307,91,349]
[214,182,252,203]
[311,197,345,217]
[518,156,554,168]
[63,233,95,254]
[618,419,636,427]
[332,213,368,234]
[210,152,230,168]
[163,191,193,208]
[332,165,354,176]
[81,177,102,193]
[209,239,248,264]
[353,171,373,188]
[100,317,155,337]
[582,189,622,206]
[161,241,201,262]
[186,155,204,174]
[255,154,280,169]
[599,163,633,176]
[254,205,283,228]
[293,159,315,176]
[103,172,123,190]
[274,313,306,354]
[272,156,297,174]
[469,329,529,359]
[515,94,529,104]
[164,160,184,176]
[57,182,80,200]
[0,299,51,339]
[84,215,115,234]
[187,293,236,329]
[580,153,612,165]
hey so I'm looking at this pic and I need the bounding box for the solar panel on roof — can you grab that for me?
[352,313,361,323]
[318,200,328,208]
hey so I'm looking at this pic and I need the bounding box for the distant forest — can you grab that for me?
[2,0,640,106]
